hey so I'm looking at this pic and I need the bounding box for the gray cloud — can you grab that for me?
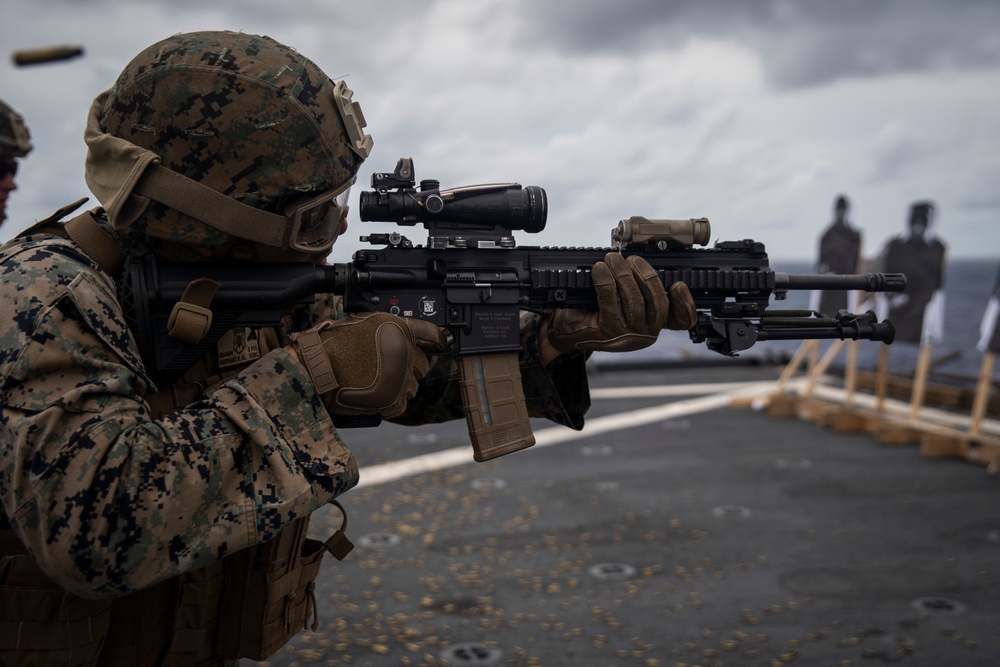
[518,0,1000,89]
[2,0,999,259]
[867,126,942,184]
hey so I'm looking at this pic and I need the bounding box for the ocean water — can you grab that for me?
[592,258,1000,384]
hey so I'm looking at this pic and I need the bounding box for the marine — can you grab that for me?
[0,31,695,666]
[0,97,33,228]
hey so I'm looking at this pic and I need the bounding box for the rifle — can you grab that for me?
[120,157,905,462]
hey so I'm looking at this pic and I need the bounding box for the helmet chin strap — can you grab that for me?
[148,236,216,263]
[134,163,291,248]
[227,243,256,262]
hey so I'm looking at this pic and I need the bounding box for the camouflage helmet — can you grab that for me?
[0,98,33,159]
[91,30,372,247]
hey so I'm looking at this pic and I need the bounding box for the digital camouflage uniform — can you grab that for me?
[0,215,589,665]
[0,31,591,666]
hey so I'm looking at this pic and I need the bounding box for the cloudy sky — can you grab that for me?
[1,0,998,263]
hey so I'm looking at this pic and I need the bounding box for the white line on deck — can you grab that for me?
[355,380,774,489]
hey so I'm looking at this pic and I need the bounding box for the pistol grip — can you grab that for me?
[458,352,536,461]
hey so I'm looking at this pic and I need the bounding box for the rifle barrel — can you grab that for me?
[775,272,906,292]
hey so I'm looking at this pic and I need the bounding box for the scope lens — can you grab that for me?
[519,186,547,233]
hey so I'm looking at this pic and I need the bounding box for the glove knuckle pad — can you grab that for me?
[336,322,410,410]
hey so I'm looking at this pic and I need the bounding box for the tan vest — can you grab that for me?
[0,210,352,666]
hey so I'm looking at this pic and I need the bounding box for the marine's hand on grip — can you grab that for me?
[292,314,447,418]
[547,253,697,354]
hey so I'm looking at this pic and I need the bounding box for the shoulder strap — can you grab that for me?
[13,196,89,239]
[64,211,126,278]
[14,197,127,280]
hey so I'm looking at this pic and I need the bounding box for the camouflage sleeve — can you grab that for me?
[0,241,357,599]
[392,310,590,429]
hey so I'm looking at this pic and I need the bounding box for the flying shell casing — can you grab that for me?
[12,45,84,66]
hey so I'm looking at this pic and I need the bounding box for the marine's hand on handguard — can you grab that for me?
[546,252,696,355]
[292,314,448,418]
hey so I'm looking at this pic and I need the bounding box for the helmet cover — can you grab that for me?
[0,98,33,159]
[96,30,369,245]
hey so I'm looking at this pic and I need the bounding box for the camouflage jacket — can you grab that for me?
[0,223,590,599]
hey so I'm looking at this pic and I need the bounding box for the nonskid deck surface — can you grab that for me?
[249,365,1000,667]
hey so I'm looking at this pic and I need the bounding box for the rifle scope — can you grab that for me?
[359,182,547,233]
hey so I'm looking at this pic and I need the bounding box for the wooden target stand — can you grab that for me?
[737,325,1000,477]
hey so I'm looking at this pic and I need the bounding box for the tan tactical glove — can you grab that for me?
[292,313,448,418]
[547,252,697,353]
